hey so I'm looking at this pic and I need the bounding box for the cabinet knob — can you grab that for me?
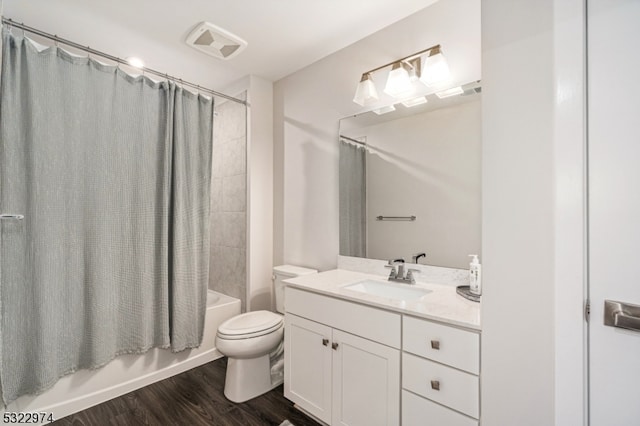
[430,340,440,350]
[430,380,440,391]
[332,342,339,350]
[322,338,329,346]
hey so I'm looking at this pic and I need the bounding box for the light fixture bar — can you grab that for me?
[360,44,441,76]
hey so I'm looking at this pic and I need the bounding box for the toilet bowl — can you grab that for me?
[216,311,285,403]
[216,265,317,403]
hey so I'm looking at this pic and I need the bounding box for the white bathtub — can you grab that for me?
[2,290,241,422]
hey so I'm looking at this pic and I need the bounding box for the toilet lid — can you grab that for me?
[217,311,283,338]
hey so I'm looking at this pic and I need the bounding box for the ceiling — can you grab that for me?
[2,0,438,91]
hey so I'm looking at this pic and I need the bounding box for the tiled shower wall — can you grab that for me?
[209,92,248,310]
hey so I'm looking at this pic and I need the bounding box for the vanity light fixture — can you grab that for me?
[419,45,451,87]
[435,86,464,99]
[353,73,379,106]
[384,62,415,98]
[353,44,451,106]
[401,96,428,107]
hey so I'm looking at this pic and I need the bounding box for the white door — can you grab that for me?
[331,329,400,426]
[284,314,333,424]
[588,1,640,424]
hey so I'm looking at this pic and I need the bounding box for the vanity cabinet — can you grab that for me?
[284,287,401,426]
[401,316,480,426]
[284,285,481,426]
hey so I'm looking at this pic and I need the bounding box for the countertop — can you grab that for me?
[283,269,481,331]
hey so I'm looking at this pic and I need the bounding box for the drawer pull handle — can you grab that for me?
[322,338,329,346]
[431,380,440,391]
[0,214,24,220]
[430,340,440,350]
[332,342,339,350]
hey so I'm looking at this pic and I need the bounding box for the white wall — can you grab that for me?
[246,76,275,311]
[345,100,481,269]
[481,0,586,425]
[274,0,481,271]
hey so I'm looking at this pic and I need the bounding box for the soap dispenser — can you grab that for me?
[469,255,482,296]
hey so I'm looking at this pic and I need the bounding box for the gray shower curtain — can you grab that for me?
[0,30,213,404]
[339,140,366,257]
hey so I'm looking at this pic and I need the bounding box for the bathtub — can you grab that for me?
[2,290,241,422]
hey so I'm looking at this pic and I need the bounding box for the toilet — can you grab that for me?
[216,265,317,403]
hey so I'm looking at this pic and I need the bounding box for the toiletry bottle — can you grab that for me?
[469,255,482,295]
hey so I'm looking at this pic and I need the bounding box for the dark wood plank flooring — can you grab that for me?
[53,358,321,426]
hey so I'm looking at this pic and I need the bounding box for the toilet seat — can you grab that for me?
[217,311,283,340]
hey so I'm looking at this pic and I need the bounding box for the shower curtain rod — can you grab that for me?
[1,18,248,106]
[339,134,366,145]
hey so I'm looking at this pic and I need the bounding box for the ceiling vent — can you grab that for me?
[185,22,247,61]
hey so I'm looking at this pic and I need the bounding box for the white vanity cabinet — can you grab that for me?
[401,316,480,426]
[284,287,401,426]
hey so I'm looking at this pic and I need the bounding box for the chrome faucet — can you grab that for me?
[385,258,418,284]
[412,252,426,264]
[384,258,404,280]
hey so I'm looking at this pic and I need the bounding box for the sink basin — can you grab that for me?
[342,280,432,301]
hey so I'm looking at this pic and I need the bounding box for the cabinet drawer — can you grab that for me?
[402,353,479,419]
[286,287,401,348]
[403,315,479,374]
[402,390,478,426]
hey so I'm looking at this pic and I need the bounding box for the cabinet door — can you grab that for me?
[284,314,332,424]
[332,329,400,426]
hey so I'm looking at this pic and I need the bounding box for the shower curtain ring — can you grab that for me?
[54,36,58,48]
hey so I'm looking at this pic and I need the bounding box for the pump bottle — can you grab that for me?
[469,255,482,295]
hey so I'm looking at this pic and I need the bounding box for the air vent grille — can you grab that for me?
[186,22,247,61]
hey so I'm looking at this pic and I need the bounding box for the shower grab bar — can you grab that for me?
[0,214,24,220]
[376,215,416,221]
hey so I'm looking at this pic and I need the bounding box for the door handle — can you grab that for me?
[604,300,640,331]
[322,338,329,346]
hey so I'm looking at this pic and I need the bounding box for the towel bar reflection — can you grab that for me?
[376,215,416,221]
[0,214,24,220]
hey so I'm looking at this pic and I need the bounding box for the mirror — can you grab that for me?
[339,81,481,269]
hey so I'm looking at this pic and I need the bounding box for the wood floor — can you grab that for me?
[53,358,321,426]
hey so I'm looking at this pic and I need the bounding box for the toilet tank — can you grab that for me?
[273,265,317,314]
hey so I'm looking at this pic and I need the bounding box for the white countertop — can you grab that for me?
[284,269,481,331]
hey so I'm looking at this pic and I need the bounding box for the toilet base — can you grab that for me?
[223,354,283,403]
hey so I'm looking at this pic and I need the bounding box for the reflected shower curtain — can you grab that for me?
[0,31,213,404]
[339,140,366,257]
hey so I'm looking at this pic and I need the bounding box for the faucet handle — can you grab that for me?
[406,268,420,284]
[384,263,397,279]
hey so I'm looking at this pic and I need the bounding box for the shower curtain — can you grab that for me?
[339,140,367,257]
[0,30,213,404]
